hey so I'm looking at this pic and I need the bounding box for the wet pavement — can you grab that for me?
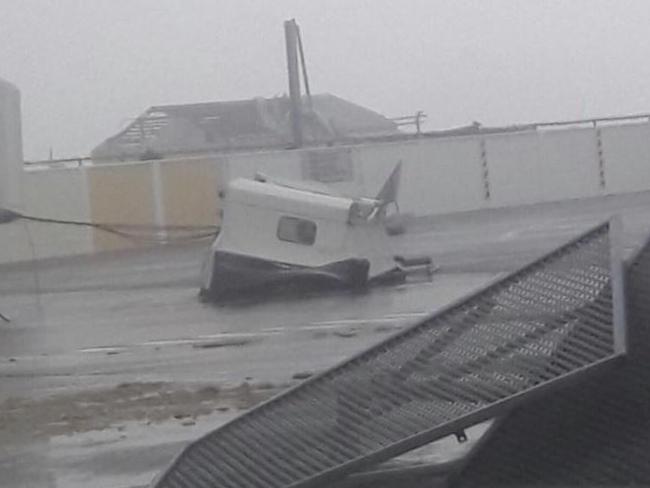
[3,192,650,487]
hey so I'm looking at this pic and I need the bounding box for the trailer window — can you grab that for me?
[277,216,317,245]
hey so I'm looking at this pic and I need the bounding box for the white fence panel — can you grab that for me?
[601,123,650,194]
[487,131,543,206]
[354,140,416,199]
[355,138,485,215]
[536,127,601,201]
[223,150,302,186]
[22,168,93,260]
[401,138,484,215]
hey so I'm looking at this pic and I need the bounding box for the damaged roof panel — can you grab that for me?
[91,94,399,161]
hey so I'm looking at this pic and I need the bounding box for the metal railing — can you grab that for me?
[391,111,427,134]
[453,225,650,487]
[23,156,92,168]
[151,220,625,488]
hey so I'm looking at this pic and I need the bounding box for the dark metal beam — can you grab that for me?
[285,19,303,147]
[295,23,312,110]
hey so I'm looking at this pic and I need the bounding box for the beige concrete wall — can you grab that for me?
[158,157,221,228]
[87,162,157,252]
[0,142,225,265]
[84,155,223,253]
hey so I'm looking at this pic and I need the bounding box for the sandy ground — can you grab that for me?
[3,191,650,487]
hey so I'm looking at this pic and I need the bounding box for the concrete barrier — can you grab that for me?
[601,123,650,194]
[4,117,650,264]
[0,156,223,263]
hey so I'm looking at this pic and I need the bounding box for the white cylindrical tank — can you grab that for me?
[0,77,23,210]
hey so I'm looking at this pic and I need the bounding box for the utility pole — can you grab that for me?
[284,19,303,148]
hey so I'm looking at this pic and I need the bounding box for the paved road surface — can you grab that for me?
[2,192,650,487]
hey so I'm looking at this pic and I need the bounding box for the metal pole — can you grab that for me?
[284,19,303,147]
[415,111,423,134]
[295,24,313,111]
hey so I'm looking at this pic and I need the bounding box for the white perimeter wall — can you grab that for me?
[1,168,93,262]
[224,121,650,216]
[486,127,601,207]
[600,123,650,193]
[3,119,650,264]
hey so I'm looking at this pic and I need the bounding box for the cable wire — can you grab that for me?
[2,209,219,244]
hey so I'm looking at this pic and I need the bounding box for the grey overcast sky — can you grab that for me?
[2,0,650,160]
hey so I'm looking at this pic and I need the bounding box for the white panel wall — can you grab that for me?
[398,138,484,214]
[600,123,650,194]
[486,128,602,206]
[353,141,410,198]
[217,126,620,216]
[486,131,544,206]
[0,168,93,264]
[222,150,302,185]
[7,116,650,265]
[26,168,93,259]
[536,128,601,200]
[0,222,35,263]
[224,147,364,197]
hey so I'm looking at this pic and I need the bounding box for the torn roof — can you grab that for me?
[91,93,399,161]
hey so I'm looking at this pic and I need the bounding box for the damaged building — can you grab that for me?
[91,94,399,162]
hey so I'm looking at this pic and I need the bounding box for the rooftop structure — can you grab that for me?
[91,94,399,162]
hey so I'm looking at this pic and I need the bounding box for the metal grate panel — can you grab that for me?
[452,222,650,487]
[152,221,625,488]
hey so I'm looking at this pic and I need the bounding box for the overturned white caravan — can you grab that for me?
[199,164,432,302]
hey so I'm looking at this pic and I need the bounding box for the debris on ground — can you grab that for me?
[0,381,291,442]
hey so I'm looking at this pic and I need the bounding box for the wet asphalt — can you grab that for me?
[3,191,650,487]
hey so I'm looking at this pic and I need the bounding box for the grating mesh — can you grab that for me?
[452,224,650,487]
[152,222,624,488]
